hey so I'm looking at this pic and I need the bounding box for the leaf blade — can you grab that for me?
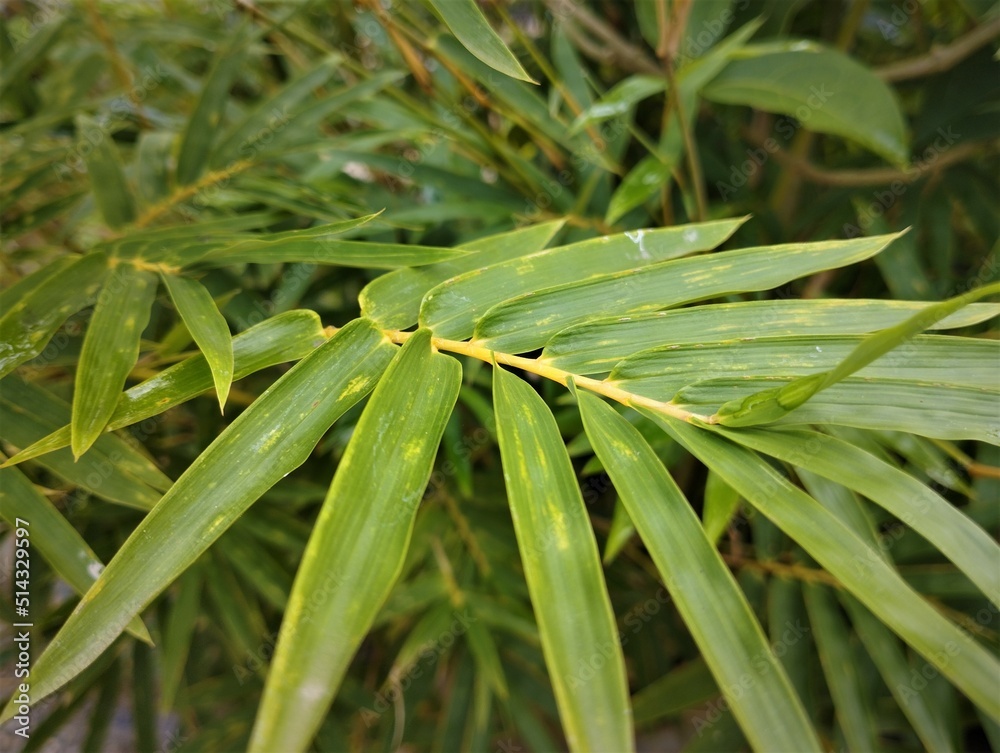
[493,368,633,753]
[161,274,234,411]
[576,390,820,752]
[71,268,157,457]
[249,329,461,752]
[427,0,536,83]
[0,319,395,717]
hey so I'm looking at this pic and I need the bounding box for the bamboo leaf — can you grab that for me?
[541,299,1000,374]
[611,334,1000,396]
[0,319,395,718]
[427,0,536,83]
[474,232,905,354]
[0,461,150,642]
[161,274,234,412]
[576,390,820,752]
[360,220,565,329]
[714,281,1000,427]
[713,426,1000,607]
[71,268,157,458]
[841,593,957,753]
[648,415,1000,721]
[76,115,135,228]
[803,584,882,753]
[421,218,747,341]
[677,377,1000,444]
[630,659,718,726]
[703,468,740,544]
[570,75,667,132]
[176,24,253,185]
[493,368,633,753]
[701,42,908,166]
[0,252,109,379]
[249,328,460,753]
[202,220,465,268]
[2,310,326,466]
[209,54,340,169]
[0,376,167,508]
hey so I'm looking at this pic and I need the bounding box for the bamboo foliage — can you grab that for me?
[1,3,998,752]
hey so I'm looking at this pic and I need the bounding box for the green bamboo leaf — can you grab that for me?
[2,310,326,467]
[713,426,1000,608]
[249,328,460,753]
[631,658,718,726]
[466,619,509,700]
[803,584,882,753]
[703,468,740,544]
[570,75,667,133]
[841,593,956,753]
[176,24,253,184]
[0,319,395,718]
[678,376,999,444]
[0,376,166,508]
[71,267,157,458]
[475,232,905,354]
[360,220,565,329]
[648,415,1000,720]
[76,115,135,228]
[0,252,109,379]
[541,299,1000,374]
[135,131,175,205]
[493,368,633,753]
[158,568,202,711]
[701,42,908,166]
[576,390,820,752]
[602,497,636,564]
[161,274,234,412]
[209,54,340,168]
[0,461,150,642]
[612,334,999,396]
[604,20,764,225]
[0,256,76,312]
[714,281,1000,426]
[427,0,536,83]
[422,218,747,341]
[202,220,464,268]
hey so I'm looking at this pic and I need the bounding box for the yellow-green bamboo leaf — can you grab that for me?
[714,281,1000,426]
[162,274,234,412]
[422,218,747,341]
[541,299,1000,374]
[249,328,460,753]
[650,414,1000,721]
[71,268,157,458]
[3,310,326,466]
[714,426,1000,608]
[360,220,565,329]
[0,319,395,720]
[576,390,820,752]
[493,367,633,753]
[475,232,905,354]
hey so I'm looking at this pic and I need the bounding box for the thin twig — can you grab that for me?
[746,131,997,188]
[877,15,1000,82]
[544,0,661,75]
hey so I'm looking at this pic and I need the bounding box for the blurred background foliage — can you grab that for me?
[0,0,998,751]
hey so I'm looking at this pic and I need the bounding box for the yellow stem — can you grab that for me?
[325,325,706,424]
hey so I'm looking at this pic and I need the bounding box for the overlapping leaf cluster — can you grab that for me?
[2,2,999,752]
